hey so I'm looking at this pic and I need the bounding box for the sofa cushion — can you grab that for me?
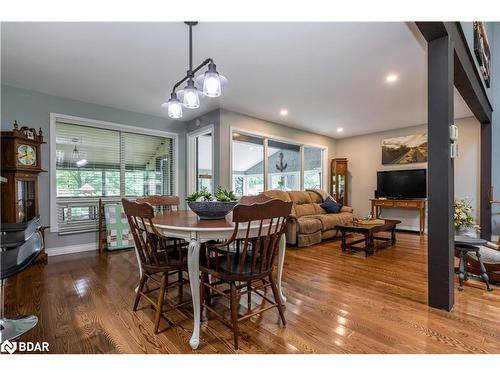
[321,197,343,213]
[294,203,323,217]
[297,232,322,247]
[288,191,313,204]
[296,216,323,234]
[263,190,292,202]
[341,206,354,213]
[313,212,354,231]
[263,190,299,217]
[307,191,324,203]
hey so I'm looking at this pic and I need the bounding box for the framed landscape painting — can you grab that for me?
[381,133,428,165]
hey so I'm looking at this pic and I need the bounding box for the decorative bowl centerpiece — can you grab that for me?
[186,187,238,220]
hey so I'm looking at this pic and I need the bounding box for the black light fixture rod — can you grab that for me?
[171,58,214,93]
[189,23,193,73]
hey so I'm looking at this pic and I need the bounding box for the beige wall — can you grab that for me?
[335,117,481,232]
[218,109,337,188]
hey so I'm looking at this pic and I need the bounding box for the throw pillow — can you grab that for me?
[321,196,343,214]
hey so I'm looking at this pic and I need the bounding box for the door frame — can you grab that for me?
[187,124,215,194]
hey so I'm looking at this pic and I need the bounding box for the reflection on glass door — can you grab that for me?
[232,133,264,196]
[195,132,213,193]
[304,146,323,189]
[267,140,300,191]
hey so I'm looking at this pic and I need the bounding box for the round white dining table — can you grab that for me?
[147,210,288,350]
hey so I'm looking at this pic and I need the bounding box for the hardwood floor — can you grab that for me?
[5,232,500,353]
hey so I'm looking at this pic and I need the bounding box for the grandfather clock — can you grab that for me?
[1,121,47,261]
[331,158,348,206]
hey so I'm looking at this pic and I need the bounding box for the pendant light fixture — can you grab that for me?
[71,145,80,161]
[162,22,227,119]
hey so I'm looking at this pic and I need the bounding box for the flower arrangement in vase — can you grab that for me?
[453,198,480,236]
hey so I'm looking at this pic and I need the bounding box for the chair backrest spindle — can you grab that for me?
[205,194,292,278]
[136,195,180,214]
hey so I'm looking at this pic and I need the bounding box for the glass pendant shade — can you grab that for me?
[163,93,183,119]
[203,63,222,97]
[183,79,200,109]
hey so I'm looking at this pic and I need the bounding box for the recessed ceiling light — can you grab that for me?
[386,74,398,83]
[337,127,344,133]
[280,109,288,116]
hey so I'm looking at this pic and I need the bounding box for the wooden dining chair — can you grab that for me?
[199,195,292,349]
[136,195,186,296]
[122,198,190,334]
[136,195,180,213]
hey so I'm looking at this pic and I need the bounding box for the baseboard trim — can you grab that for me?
[46,242,98,257]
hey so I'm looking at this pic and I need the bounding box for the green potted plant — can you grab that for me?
[186,186,238,220]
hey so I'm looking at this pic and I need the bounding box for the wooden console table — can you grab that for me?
[370,199,426,235]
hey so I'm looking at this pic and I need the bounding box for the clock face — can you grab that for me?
[17,144,37,166]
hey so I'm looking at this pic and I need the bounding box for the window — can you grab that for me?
[53,118,176,234]
[232,133,264,196]
[303,146,323,189]
[123,132,173,197]
[55,123,121,198]
[231,130,325,195]
[267,140,301,191]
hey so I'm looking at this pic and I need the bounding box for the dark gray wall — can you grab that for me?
[1,84,188,250]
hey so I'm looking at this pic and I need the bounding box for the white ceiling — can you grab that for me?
[1,22,473,138]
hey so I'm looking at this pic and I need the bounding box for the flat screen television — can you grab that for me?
[377,169,427,199]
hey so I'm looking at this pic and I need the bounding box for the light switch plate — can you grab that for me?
[450,124,459,141]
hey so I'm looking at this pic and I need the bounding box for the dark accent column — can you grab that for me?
[480,122,492,240]
[427,35,455,311]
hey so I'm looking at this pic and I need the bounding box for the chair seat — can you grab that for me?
[202,253,267,278]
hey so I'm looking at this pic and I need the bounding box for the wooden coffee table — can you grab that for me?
[335,219,402,256]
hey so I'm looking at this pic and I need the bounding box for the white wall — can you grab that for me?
[335,117,481,232]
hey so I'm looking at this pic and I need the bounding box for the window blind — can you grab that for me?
[123,132,174,197]
[55,121,175,234]
[56,122,121,198]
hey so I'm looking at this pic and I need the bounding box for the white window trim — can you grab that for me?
[229,126,328,193]
[187,124,215,194]
[49,113,179,233]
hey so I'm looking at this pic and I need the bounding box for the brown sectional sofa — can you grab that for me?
[263,190,354,247]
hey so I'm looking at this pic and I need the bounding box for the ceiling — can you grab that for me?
[1,22,473,138]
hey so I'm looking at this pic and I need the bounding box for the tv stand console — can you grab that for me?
[370,198,426,235]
